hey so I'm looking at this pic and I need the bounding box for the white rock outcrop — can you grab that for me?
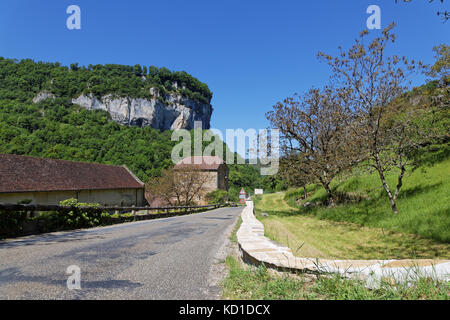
[32,91,55,104]
[34,91,212,130]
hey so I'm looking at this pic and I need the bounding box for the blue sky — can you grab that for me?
[0,0,448,137]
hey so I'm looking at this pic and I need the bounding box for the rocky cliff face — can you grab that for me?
[34,91,213,130]
[32,91,55,103]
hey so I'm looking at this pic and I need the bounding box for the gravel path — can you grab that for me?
[0,207,243,300]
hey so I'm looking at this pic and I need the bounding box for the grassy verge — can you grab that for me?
[222,256,449,300]
[230,216,242,244]
[254,192,450,260]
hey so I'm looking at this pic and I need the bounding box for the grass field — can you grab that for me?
[253,147,450,260]
[282,146,450,244]
[254,192,450,259]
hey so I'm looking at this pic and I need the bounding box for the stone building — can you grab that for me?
[0,154,146,206]
[174,156,229,205]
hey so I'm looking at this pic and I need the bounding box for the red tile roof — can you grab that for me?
[0,154,144,193]
[174,156,224,171]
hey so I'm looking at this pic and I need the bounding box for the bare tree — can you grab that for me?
[146,168,178,206]
[394,0,448,22]
[146,167,209,206]
[174,167,210,205]
[318,23,434,213]
[267,86,362,206]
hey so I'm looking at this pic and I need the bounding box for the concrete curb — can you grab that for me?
[236,201,450,288]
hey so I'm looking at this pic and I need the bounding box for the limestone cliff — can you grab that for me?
[34,91,213,131]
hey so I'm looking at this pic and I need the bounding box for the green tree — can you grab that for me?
[427,44,450,83]
[205,189,228,204]
[134,64,142,77]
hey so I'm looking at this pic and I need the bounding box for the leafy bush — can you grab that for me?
[34,198,111,233]
[0,209,28,238]
[206,189,229,204]
[17,199,32,205]
[60,198,100,208]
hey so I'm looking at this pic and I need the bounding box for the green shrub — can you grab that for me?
[0,210,28,238]
[33,211,61,233]
[206,189,229,204]
[17,199,32,205]
[34,198,111,232]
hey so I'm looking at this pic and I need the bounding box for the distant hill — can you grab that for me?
[0,58,266,195]
[0,57,212,181]
[0,57,213,130]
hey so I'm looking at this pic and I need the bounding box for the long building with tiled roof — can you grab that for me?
[0,154,147,206]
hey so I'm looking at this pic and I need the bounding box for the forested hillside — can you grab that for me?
[0,58,202,181]
[0,92,176,181]
[0,57,265,198]
[0,57,212,104]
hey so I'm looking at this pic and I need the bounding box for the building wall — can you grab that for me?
[196,171,219,205]
[202,171,219,194]
[0,188,146,207]
[196,165,229,205]
[168,164,229,206]
[76,188,146,206]
[170,170,222,206]
[0,191,76,206]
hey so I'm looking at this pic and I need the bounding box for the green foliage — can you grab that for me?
[59,198,99,208]
[17,199,32,205]
[0,57,212,104]
[0,96,176,182]
[205,189,228,204]
[427,44,449,82]
[0,56,266,200]
[0,93,264,192]
[266,175,288,192]
[223,257,306,300]
[227,164,269,202]
[34,199,110,233]
[0,209,28,238]
[255,192,450,259]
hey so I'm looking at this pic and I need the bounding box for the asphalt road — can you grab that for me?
[0,206,243,300]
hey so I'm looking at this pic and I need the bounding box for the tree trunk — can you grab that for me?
[376,166,399,214]
[323,182,334,207]
[393,164,406,201]
[303,186,307,200]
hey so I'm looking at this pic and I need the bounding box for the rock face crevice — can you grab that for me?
[34,92,212,130]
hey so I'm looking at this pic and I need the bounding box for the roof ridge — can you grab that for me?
[122,165,145,187]
[0,153,125,169]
